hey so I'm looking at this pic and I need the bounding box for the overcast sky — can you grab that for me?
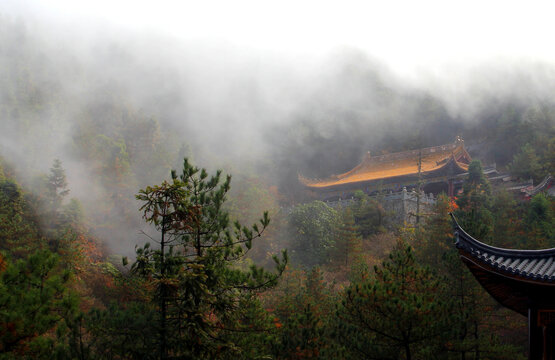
[5,0,555,78]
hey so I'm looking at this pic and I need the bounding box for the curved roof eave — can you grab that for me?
[451,213,555,284]
[451,213,555,258]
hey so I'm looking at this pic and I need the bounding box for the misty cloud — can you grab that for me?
[1,5,554,252]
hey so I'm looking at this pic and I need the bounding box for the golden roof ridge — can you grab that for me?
[299,137,468,188]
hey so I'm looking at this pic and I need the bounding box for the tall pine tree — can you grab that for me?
[130,158,287,359]
[455,160,494,242]
[336,242,451,359]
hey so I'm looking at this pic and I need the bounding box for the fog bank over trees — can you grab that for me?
[1,8,554,251]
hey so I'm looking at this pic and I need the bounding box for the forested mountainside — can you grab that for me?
[0,13,554,359]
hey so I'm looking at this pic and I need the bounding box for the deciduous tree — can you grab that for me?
[288,201,340,266]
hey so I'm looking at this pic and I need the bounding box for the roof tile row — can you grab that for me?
[452,214,555,283]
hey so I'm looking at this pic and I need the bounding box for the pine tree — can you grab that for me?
[350,190,386,238]
[336,207,362,266]
[510,143,543,183]
[525,193,555,248]
[269,267,342,359]
[442,174,525,357]
[455,160,494,242]
[413,193,453,267]
[45,159,70,215]
[0,178,39,258]
[336,242,451,359]
[130,158,287,359]
[491,190,525,248]
[70,301,158,359]
[440,248,525,358]
[0,250,77,359]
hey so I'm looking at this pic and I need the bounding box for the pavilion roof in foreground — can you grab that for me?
[454,215,555,282]
[452,214,555,316]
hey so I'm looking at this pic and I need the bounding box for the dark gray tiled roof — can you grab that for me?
[526,174,553,197]
[452,214,555,282]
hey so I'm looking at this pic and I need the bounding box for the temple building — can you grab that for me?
[300,137,472,200]
[453,215,555,359]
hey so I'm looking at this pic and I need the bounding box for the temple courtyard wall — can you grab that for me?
[323,187,436,225]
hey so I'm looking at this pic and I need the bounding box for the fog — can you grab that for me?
[2,1,555,253]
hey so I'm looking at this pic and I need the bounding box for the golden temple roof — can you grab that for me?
[300,138,470,189]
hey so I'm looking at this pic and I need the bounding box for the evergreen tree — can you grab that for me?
[275,303,326,359]
[491,190,525,248]
[336,207,362,266]
[45,159,70,215]
[441,249,524,358]
[221,294,279,360]
[350,190,386,238]
[525,193,554,248]
[0,179,39,258]
[409,181,527,358]
[0,250,77,359]
[425,184,526,358]
[269,267,342,359]
[130,158,287,359]
[544,137,555,176]
[337,242,451,359]
[414,194,453,267]
[510,143,543,183]
[40,159,79,252]
[455,160,494,242]
[71,301,158,360]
